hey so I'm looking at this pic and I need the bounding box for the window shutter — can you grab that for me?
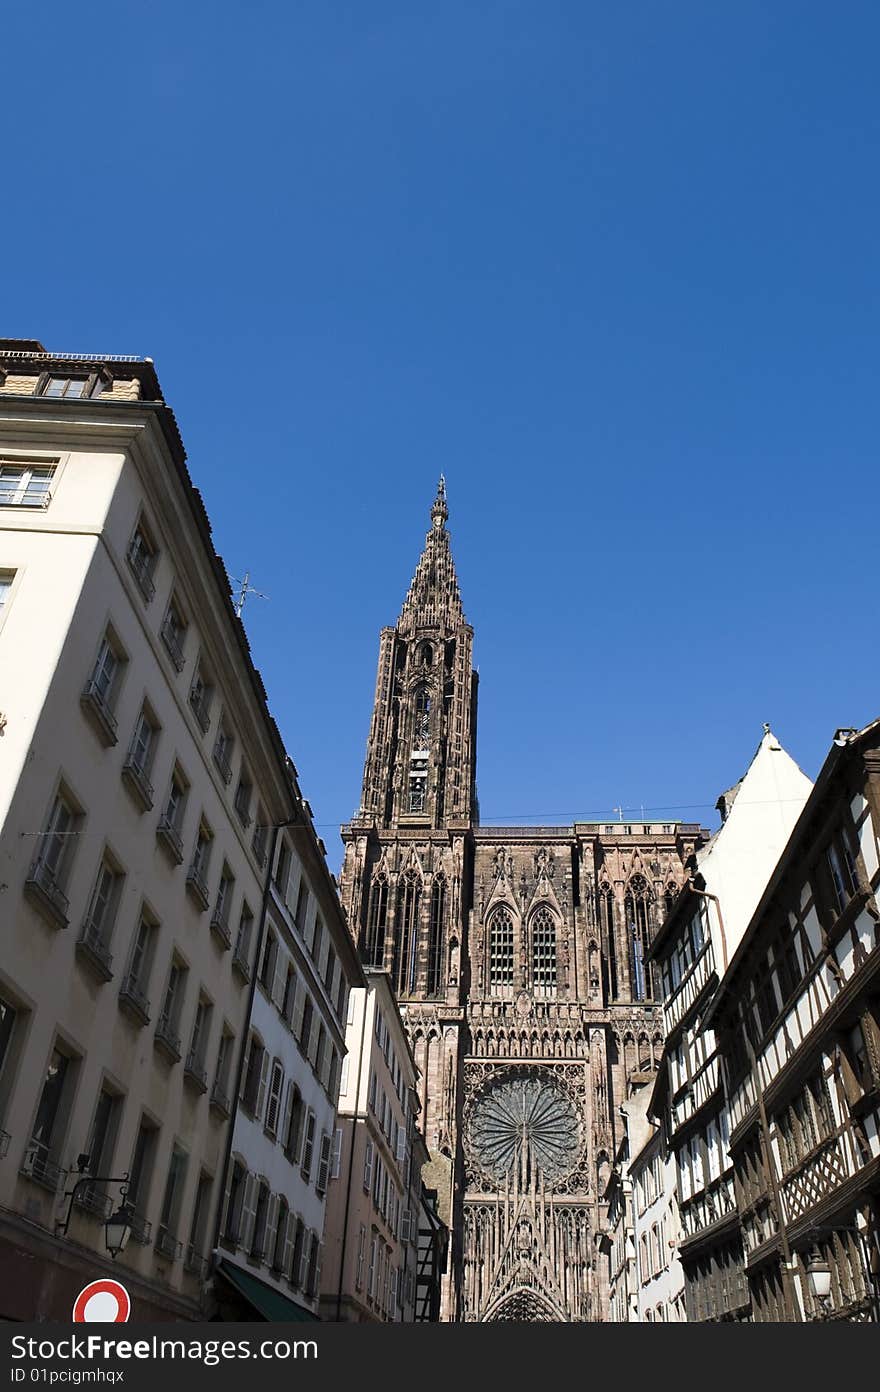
[308,1021,319,1068]
[219,1162,236,1243]
[400,1209,411,1243]
[363,1140,373,1192]
[256,1049,270,1118]
[292,987,305,1043]
[281,1080,294,1148]
[396,1124,406,1163]
[265,1194,280,1264]
[240,1173,258,1252]
[340,1054,350,1095]
[316,1132,332,1193]
[238,1037,252,1101]
[281,1209,295,1276]
[330,1126,342,1179]
[271,952,285,1008]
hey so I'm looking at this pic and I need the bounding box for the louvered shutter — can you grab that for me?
[363,1139,373,1192]
[265,1194,280,1264]
[240,1173,258,1252]
[239,1036,252,1101]
[271,951,286,1009]
[317,1132,331,1193]
[281,1209,295,1277]
[330,1126,342,1179]
[281,1079,294,1149]
[256,1048,270,1119]
[396,1123,406,1163]
[292,987,305,1043]
[297,1228,310,1289]
[340,1054,350,1095]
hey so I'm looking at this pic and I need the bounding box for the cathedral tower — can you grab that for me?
[340,482,708,1321]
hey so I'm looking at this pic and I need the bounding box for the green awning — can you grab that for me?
[217,1259,318,1322]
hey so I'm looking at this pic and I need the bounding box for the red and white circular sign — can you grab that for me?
[72,1279,131,1323]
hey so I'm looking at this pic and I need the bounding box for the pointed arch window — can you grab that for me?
[488,907,514,997]
[393,873,421,997]
[427,876,445,996]
[625,875,655,1001]
[598,884,618,999]
[531,906,557,997]
[412,686,431,749]
[362,874,388,968]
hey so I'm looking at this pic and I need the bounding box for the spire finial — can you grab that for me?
[431,475,448,529]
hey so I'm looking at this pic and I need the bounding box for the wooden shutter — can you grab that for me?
[281,1209,295,1277]
[255,1047,270,1119]
[363,1139,373,1192]
[281,1080,294,1149]
[330,1126,342,1179]
[240,1172,258,1252]
[271,950,286,1009]
[297,1228,310,1289]
[317,1132,331,1193]
[238,1036,252,1101]
[292,987,305,1043]
[396,1123,406,1163]
[265,1194,280,1265]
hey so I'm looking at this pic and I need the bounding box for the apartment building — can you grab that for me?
[629,1123,685,1321]
[706,720,880,1321]
[319,970,427,1321]
[214,819,363,1320]
[0,338,353,1321]
[646,727,813,1321]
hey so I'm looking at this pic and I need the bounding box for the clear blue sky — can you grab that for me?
[6,3,879,862]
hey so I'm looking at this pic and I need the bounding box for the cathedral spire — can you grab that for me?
[398,477,464,635]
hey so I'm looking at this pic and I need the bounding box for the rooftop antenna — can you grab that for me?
[231,571,268,619]
[613,804,624,822]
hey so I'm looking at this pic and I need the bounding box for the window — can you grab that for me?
[412,685,431,748]
[234,904,254,974]
[362,875,388,967]
[305,1233,320,1297]
[213,1029,234,1107]
[251,1180,270,1258]
[212,865,235,937]
[0,569,14,610]
[82,629,126,741]
[265,1060,283,1135]
[0,459,55,508]
[158,765,188,862]
[355,1225,367,1289]
[160,596,187,673]
[187,820,213,903]
[314,1024,327,1085]
[123,706,158,810]
[157,1146,187,1253]
[213,720,234,784]
[299,996,314,1058]
[407,756,428,813]
[126,518,158,602]
[393,873,421,996]
[252,816,269,868]
[301,1110,316,1182]
[285,1086,305,1163]
[294,877,309,931]
[187,997,212,1077]
[128,1117,158,1226]
[156,959,187,1056]
[282,965,298,1026]
[234,771,253,829]
[323,944,336,994]
[272,1199,289,1272]
[531,906,557,997]
[259,930,277,993]
[311,915,324,965]
[121,910,156,1019]
[241,1035,266,1114]
[42,374,95,398]
[27,1045,74,1179]
[224,1161,246,1244]
[626,876,655,1001]
[84,1086,121,1192]
[363,1139,374,1192]
[427,876,445,996]
[188,1172,212,1266]
[80,854,124,965]
[489,907,514,995]
[188,663,214,733]
[291,1218,306,1288]
[825,832,860,916]
[26,785,82,924]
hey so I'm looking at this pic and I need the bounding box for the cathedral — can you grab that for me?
[339,481,709,1322]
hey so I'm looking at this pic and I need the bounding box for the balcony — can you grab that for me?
[184,1049,208,1093]
[154,1012,182,1063]
[126,541,156,603]
[19,1142,66,1193]
[121,755,154,812]
[118,973,150,1027]
[232,942,251,982]
[209,1081,231,1119]
[75,918,114,983]
[156,814,184,865]
[160,618,186,673]
[188,687,211,734]
[210,907,232,949]
[24,860,70,930]
[127,1207,152,1245]
[155,1226,181,1260]
[80,679,119,747]
[184,1245,207,1278]
[186,864,210,912]
[73,1182,112,1219]
[212,744,232,785]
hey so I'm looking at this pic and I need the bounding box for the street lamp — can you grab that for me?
[806,1250,832,1317]
[56,1169,133,1261]
[104,1200,133,1259]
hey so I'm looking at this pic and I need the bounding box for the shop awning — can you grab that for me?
[216,1260,318,1322]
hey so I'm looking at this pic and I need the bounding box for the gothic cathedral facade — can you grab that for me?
[339,483,707,1322]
